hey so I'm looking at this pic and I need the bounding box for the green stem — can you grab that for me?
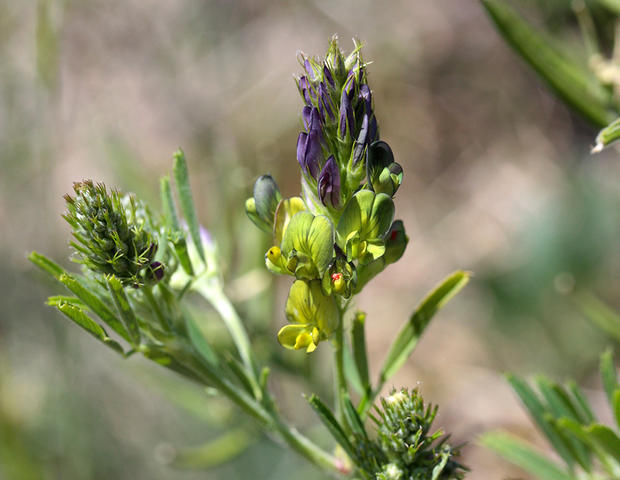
[143,285,171,332]
[333,303,348,429]
[193,278,257,378]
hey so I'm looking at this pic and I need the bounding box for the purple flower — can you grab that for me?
[352,113,369,167]
[318,82,334,122]
[299,76,314,105]
[359,84,372,113]
[317,156,341,208]
[323,64,334,87]
[297,130,323,179]
[304,58,316,80]
[339,89,354,139]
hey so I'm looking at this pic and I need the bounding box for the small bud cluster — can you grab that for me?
[371,388,465,480]
[63,180,162,287]
[245,37,409,352]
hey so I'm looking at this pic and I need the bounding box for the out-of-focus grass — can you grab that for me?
[2,1,620,479]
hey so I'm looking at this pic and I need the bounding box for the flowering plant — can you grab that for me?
[30,37,468,479]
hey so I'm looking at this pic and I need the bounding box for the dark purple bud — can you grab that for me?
[339,89,354,139]
[304,129,323,179]
[308,106,322,134]
[318,156,341,208]
[148,261,165,282]
[344,71,356,96]
[299,76,313,105]
[304,58,316,80]
[318,82,334,121]
[359,84,372,113]
[352,113,369,167]
[323,64,335,87]
[302,106,312,130]
[368,116,378,142]
[297,132,308,170]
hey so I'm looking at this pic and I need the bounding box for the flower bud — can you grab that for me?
[317,156,341,209]
[367,141,402,197]
[246,175,282,232]
[63,180,159,287]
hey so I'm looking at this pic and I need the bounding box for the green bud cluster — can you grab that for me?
[370,388,465,480]
[245,38,410,353]
[63,180,162,287]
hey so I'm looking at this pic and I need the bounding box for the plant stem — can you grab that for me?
[333,302,348,429]
[143,285,171,332]
[193,278,257,378]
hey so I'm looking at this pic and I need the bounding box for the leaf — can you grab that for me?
[59,273,131,342]
[161,175,194,275]
[481,0,612,127]
[173,149,206,264]
[307,394,356,460]
[598,0,620,15]
[507,374,575,467]
[281,212,334,279]
[105,275,141,345]
[56,302,124,355]
[28,251,64,280]
[480,432,572,480]
[170,428,254,470]
[185,312,219,366]
[566,380,596,424]
[342,393,368,440]
[577,293,620,343]
[600,349,618,407]
[351,312,370,393]
[380,271,470,383]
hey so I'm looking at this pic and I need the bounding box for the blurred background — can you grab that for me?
[2,0,620,478]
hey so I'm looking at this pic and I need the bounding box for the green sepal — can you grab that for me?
[281,211,334,280]
[336,190,394,264]
[105,274,141,345]
[273,196,306,245]
[321,249,357,298]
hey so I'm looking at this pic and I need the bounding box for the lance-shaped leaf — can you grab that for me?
[273,196,306,245]
[482,0,612,127]
[593,117,620,152]
[170,428,254,470]
[351,311,370,394]
[480,432,572,480]
[600,349,618,407]
[577,293,620,344]
[56,302,124,355]
[307,394,356,460]
[161,175,193,275]
[278,280,338,353]
[280,211,334,280]
[173,149,206,264]
[336,190,394,265]
[380,271,469,383]
[106,275,141,345]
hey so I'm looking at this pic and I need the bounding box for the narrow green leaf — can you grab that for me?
[613,389,620,430]
[536,376,581,422]
[307,394,356,460]
[600,349,618,407]
[28,251,64,280]
[480,432,572,480]
[577,293,620,343]
[59,273,131,342]
[481,0,612,127]
[173,149,206,264]
[351,311,370,393]
[162,175,194,275]
[380,271,469,382]
[105,275,141,345]
[507,374,575,467]
[342,343,364,395]
[171,428,254,470]
[342,393,368,441]
[56,302,124,354]
[566,380,596,424]
[47,295,85,307]
[185,313,219,367]
[225,355,259,400]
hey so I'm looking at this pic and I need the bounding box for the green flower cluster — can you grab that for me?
[63,180,163,287]
[246,38,409,352]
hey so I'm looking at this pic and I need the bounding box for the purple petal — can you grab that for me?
[318,83,334,122]
[304,58,316,80]
[317,156,341,208]
[308,107,322,135]
[304,130,323,179]
[359,84,372,113]
[339,89,354,139]
[323,64,335,87]
[302,106,312,130]
[369,116,378,142]
[297,132,308,170]
[352,113,369,167]
[299,76,313,105]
